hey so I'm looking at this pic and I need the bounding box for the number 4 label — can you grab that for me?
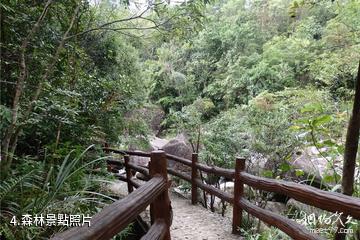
[10,216,17,226]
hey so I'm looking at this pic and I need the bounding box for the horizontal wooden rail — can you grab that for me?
[107,158,149,179]
[104,148,360,240]
[128,163,150,178]
[166,153,192,167]
[240,172,360,219]
[52,176,167,240]
[114,173,127,182]
[195,162,235,179]
[167,168,191,182]
[167,168,233,203]
[238,198,325,240]
[166,153,235,179]
[129,178,141,188]
[194,178,233,204]
[140,219,167,240]
[104,147,151,157]
[105,148,236,179]
[105,148,237,205]
[115,173,141,189]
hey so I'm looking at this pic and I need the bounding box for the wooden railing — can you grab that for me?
[52,150,171,240]
[104,148,360,240]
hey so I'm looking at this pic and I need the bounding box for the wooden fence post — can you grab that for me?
[149,150,171,240]
[232,157,245,234]
[124,155,134,193]
[191,153,198,205]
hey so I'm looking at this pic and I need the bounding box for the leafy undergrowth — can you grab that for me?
[0,146,119,239]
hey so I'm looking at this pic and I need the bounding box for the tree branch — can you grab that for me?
[1,0,53,168]
[64,2,166,40]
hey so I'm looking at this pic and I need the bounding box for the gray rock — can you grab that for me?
[290,146,342,185]
[150,136,169,150]
[162,134,192,169]
[248,152,268,175]
[265,201,287,214]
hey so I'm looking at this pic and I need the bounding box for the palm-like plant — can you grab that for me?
[0,145,113,239]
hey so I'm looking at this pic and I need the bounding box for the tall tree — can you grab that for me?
[335,61,360,240]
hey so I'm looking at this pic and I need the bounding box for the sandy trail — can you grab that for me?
[170,193,243,240]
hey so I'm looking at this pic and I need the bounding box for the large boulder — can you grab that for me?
[291,146,328,179]
[162,133,192,169]
[150,136,169,150]
[248,152,268,175]
[129,155,149,167]
[289,146,342,187]
[129,136,169,167]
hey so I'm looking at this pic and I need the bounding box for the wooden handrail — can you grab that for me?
[191,153,199,205]
[194,178,233,203]
[239,172,360,219]
[104,147,151,157]
[105,147,234,179]
[149,151,172,239]
[128,162,150,178]
[104,148,360,240]
[106,158,150,179]
[195,162,235,179]
[51,176,167,240]
[167,168,191,182]
[238,198,325,240]
[166,153,235,178]
[166,153,192,167]
[140,219,168,240]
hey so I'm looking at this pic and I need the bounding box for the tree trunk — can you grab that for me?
[2,2,79,173]
[0,0,53,172]
[334,61,360,240]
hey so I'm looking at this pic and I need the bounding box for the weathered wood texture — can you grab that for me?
[106,158,149,178]
[240,172,360,219]
[167,168,191,182]
[238,198,325,240]
[140,219,167,240]
[105,148,234,179]
[149,150,171,240]
[124,155,134,193]
[166,152,234,179]
[195,162,235,179]
[104,148,360,240]
[194,178,233,204]
[166,153,192,167]
[51,176,167,240]
[114,173,127,182]
[166,167,233,204]
[104,147,151,157]
[128,163,150,178]
[232,157,245,234]
[113,173,141,189]
[191,153,198,205]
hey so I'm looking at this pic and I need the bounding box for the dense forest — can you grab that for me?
[1,0,360,239]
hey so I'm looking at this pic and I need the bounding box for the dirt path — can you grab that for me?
[170,193,243,240]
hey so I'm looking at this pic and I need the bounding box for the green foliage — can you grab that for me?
[2,0,360,238]
[0,146,112,239]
